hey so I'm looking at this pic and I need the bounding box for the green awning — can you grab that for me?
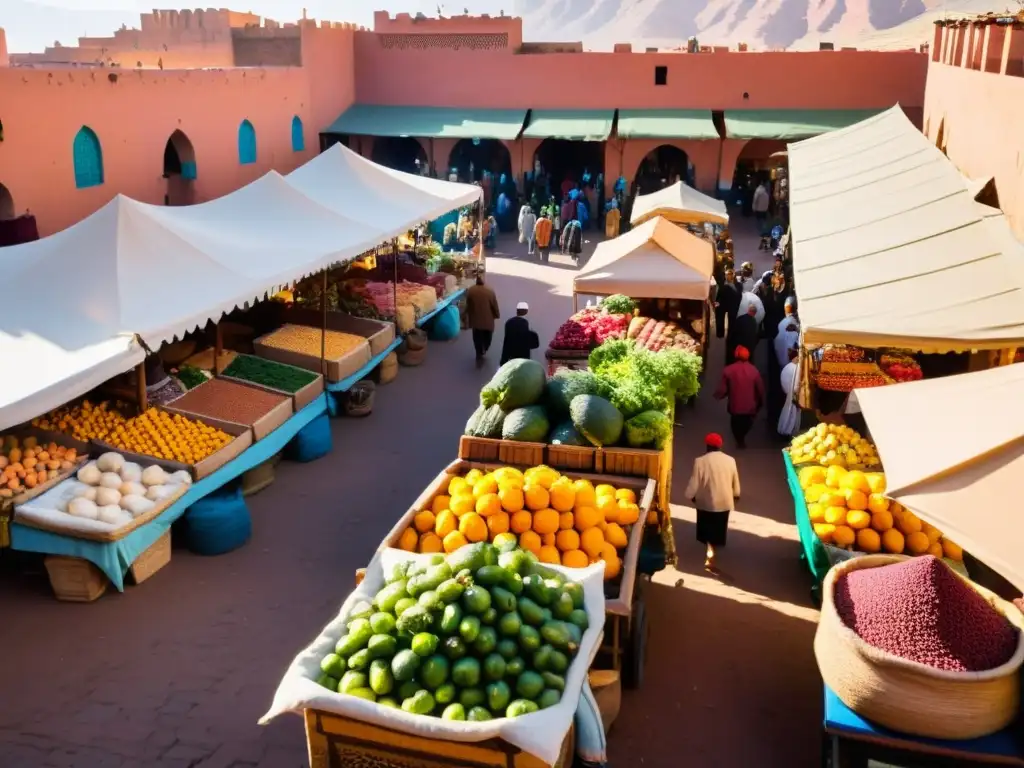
[724,109,884,140]
[617,110,719,140]
[523,110,615,141]
[324,105,527,140]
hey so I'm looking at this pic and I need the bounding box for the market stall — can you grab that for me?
[628,180,731,264]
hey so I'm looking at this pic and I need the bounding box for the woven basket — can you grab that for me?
[815,554,1024,739]
[344,381,376,417]
[379,353,398,384]
[398,346,426,367]
[405,328,428,352]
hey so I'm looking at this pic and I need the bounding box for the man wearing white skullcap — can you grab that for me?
[500,302,539,365]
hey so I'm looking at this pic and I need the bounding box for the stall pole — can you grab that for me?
[135,362,148,412]
[213,323,223,376]
[392,238,400,329]
[477,197,485,264]
[573,292,579,314]
[320,270,328,377]
[714,138,725,201]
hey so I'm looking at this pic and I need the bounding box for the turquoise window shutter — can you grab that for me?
[73,126,104,188]
[238,120,257,165]
[291,116,305,152]
[181,161,197,180]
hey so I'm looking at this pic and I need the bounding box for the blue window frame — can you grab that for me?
[73,126,104,188]
[291,116,305,152]
[238,119,257,165]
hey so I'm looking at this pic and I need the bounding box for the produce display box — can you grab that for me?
[280,306,396,357]
[163,378,294,442]
[544,348,590,377]
[43,531,171,602]
[457,435,545,467]
[0,427,90,513]
[303,710,575,768]
[253,325,372,384]
[127,530,171,584]
[92,412,252,481]
[219,353,325,411]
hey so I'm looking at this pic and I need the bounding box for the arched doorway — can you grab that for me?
[533,139,604,202]
[448,139,512,184]
[163,130,196,206]
[371,137,427,175]
[730,139,786,215]
[0,183,14,220]
[633,145,690,197]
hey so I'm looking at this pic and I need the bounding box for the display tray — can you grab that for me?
[0,427,91,512]
[14,478,188,542]
[91,413,252,481]
[278,307,397,357]
[378,457,654,616]
[218,355,325,411]
[184,347,238,373]
[163,378,294,442]
[253,325,372,383]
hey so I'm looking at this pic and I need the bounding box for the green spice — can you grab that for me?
[176,364,208,390]
[222,354,319,393]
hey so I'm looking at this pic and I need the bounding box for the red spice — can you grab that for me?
[835,556,1019,672]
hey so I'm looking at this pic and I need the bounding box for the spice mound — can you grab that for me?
[170,378,288,426]
[221,354,318,394]
[259,324,366,360]
[835,555,1019,672]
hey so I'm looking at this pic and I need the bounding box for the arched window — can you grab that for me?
[238,119,257,165]
[73,126,104,188]
[291,116,305,152]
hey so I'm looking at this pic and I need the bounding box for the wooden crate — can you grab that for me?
[457,436,545,467]
[44,556,108,602]
[304,710,575,768]
[546,444,599,473]
[128,531,171,585]
[600,446,662,480]
[242,457,277,497]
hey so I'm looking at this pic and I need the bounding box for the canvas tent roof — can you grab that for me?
[788,105,1024,352]
[630,180,729,227]
[854,364,1024,591]
[574,216,714,300]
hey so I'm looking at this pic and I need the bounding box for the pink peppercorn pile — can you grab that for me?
[834,556,1019,672]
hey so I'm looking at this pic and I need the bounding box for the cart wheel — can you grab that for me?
[622,595,648,690]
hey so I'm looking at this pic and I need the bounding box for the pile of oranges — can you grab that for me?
[395,464,644,580]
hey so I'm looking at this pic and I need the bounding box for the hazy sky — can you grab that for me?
[2,0,515,52]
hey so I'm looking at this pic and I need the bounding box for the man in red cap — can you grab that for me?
[714,344,764,449]
[684,432,741,571]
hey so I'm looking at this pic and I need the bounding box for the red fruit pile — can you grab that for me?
[550,317,593,350]
[835,555,1019,672]
[590,313,629,345]
[882,361,923,382]
[550,310,628,350]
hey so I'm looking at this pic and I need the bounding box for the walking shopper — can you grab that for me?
[778,346,801,439]
[727,303,760,365]
[714,345,764,449]
[753,181,770,230]
[500,302,541,365]
[465,276,500,366]
[715,267,741,339]
[684,432,741,572]
[534,212,553,263]
[519,205,537,256]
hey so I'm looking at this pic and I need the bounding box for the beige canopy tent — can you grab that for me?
[630,180,729,227]
[853,364,1024,591]
[787,105,1024,352]
[573,216,714,309]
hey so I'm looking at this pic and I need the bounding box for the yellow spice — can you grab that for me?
[261,325,367,359]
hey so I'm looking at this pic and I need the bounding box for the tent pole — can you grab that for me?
[714,138,725,200]
[136,362,148,413]
[321,269,328,377]
[392,238,399,329]
[573,293,578,313]
[213,322,223,376]
[478,197,485,264]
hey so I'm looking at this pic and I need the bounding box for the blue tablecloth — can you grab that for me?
[417,288,465,328]
[326,337,403,394]
[10,394,329,590]
[824,685,1023,761]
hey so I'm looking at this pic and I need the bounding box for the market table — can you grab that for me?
[822,685,1024,768]
[782,451,832,604]
[416,287,465,328]
[9,394,329,589]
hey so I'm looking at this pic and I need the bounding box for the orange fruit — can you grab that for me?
[434,509,457,538]
[473,475,498,497]
[561,549,589,568]
[519,530,542,555]
[556,529,580,551]
[572,480,597,508]
[845,509,871,530]
[856,528,881,553]
[549,483,576,512]
[599,542,618,563]
[602,555,622,581]
[942,539,963,561]
[574,506,601,531]
[558,511,574,530]
[459,512,488,543]
[419,532,443,553]
[414,510,436,533]
[595,484,616,498]
[442,530,468,553]
[596,496,619,523]
[499,486,525,513]
[524,484,550,511]
[616,501,641,526]
[532,508,560,535]
[464,469,483,486]
[927,541,944,558]
[538,545,561,565]
[905,531,930,555]
[510,510,533,534]
[881,528,905,554]
[614,488,636,504]
[431,495,451,514]
[487,511,510,537]
[580,527,605,558]
[476,493,501,518]
[447,476,468,496]
[450,494,475,517]
[542,532,557,547]
[398,526,418,552]
[870,509,894,532]
[603,522,628,549]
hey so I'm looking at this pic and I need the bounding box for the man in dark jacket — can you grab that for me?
[500,302,540,365]
[465,276,500,366]
[727,303,759,365]
[715,267,741,340]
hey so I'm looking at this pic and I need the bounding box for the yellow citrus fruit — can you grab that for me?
[493,466,524,485]
[398,526,418,551]
[572,480,597,508]
[818,491,846,508]
[434,509,457,538]
[804,483,828,503]
[580,527,605,558]
[538,545,561,565]
[867,494,889,515]
[464,469,483,486]
[942,538,963,561]
[617,502,640,526]
[596,484,616,498]
[472,475,498,498]
[442,530,468,553]
[574,506,601,531]
[519,530,542,555]
[839,470,870,494]
[524,484,550,511]
[419,532,443,553]
[431,495,451,514]
[870,509,894,532]
[558,511,574,530]
[596,496,619,523]
[447,476,468,495]
[475,493,501,518]
[549,483,576,512]
[487,511,510,537]
[845,509,871,530]
[604,522,628,549]
[856,528,881,553]
[510,510,533,534]
[881,528,905,554]
[615,488,636,504]
[845,490,868,512]
[556,529,580,551]
[814,523,836,543]
[459,512,488,543]
[450,494,475,517]
[807,503,825,523]
[561,549,588,568]
[532,508,560,535]
[825,465,848,489]
[865,472,886,494]
[492,532,518,549]
[499,486,525,513]
[823,506,847,526]
[414,510,436,533]
[905,531,930,555]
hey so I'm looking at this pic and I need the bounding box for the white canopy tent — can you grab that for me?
[630,180,729,227]
[854,364,1024,592]
[574,216,715,302]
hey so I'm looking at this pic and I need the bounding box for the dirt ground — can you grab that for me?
[0,214,822,768]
